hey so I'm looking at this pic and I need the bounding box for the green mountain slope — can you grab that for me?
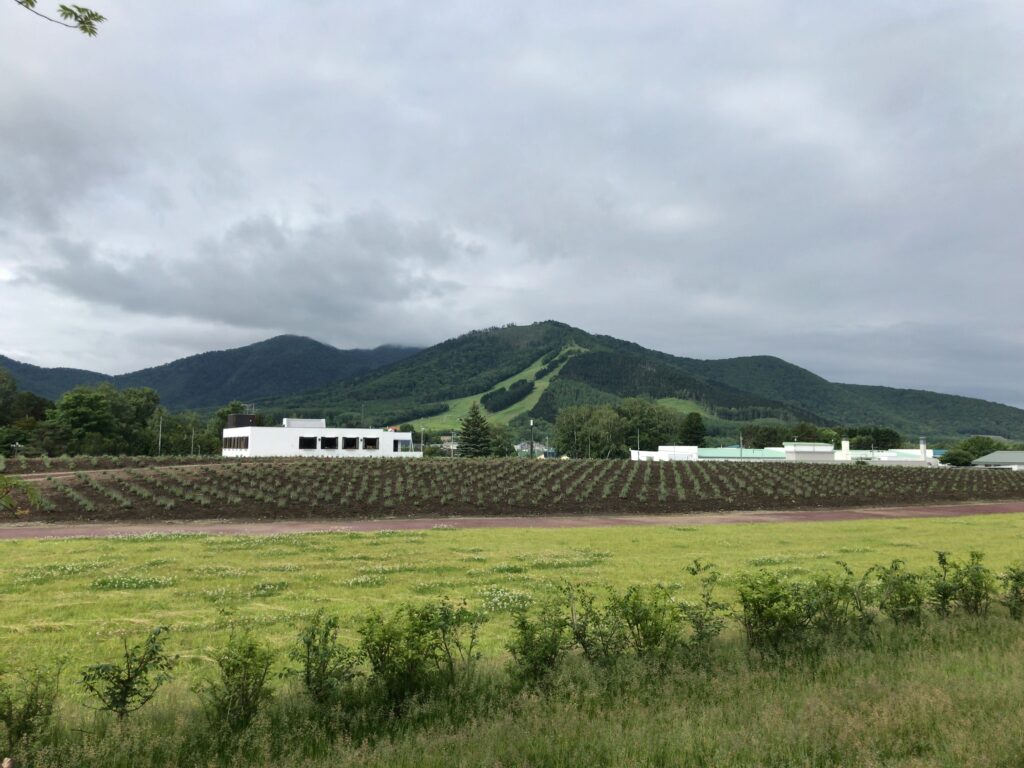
[271,322,1024,439]
[665,354,1024,439]
[0,357,108,401]
[1,336,419,410]
[269,323,815,428]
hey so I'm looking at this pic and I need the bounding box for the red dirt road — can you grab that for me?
[0,501,1022,540]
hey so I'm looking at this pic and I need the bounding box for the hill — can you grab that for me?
[0,336,419,410]
[269,321,1024,439]
[6,321,1023,439]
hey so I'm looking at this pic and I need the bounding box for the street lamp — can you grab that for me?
[530,419,535,459]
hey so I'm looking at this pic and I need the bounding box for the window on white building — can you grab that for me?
[298,437,317,450]
[342,436,358,450]
[363,437,379,450]
[321,437,339,449]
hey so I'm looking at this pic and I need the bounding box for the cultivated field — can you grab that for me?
[7,457,1024,522]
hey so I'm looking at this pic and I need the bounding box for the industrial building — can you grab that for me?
[222,417,422,458]
[971,451,1024,470]
[631,438,938,466]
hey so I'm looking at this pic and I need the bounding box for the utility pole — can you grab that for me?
[530,419,535,459]
[157,416,163,456]
[636,427,640,452]
[190,427,195,457]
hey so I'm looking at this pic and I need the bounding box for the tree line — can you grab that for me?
[0,368,240,457]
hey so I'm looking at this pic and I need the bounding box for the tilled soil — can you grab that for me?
[1,500,1022,539]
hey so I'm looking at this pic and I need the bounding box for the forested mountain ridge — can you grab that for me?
[270,322,1024,439]
[0,336,419,410]
[5,321,1024,439]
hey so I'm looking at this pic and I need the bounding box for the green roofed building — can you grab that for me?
[971,451,1024,470]
[697,447,786,461]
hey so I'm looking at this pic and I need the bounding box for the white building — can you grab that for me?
[631,437,938,466]
[222,418,422,458]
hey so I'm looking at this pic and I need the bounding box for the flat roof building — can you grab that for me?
[972,451,1024,470]
[222,418,421,458]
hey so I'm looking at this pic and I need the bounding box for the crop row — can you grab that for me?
[19,458,1024,520]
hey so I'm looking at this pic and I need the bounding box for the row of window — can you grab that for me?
[299,436,382,451]
[222,436,250,449]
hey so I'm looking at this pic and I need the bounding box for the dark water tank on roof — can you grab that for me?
[226,414,258,428]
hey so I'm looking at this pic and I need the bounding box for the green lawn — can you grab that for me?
[3,513,1024,681]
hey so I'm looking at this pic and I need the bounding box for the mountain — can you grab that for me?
[269,321,1024,440]
[0,336,420,410]
[6,321,1024,439]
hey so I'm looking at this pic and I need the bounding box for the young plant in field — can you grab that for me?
[874,560,924,626]
[999,563,1024,620]
[507,599,571,684]
[679,560,728,664]
[200,628,275,733]
[0,665,61,757]
[290,610,358,709]
[80,627,175,719]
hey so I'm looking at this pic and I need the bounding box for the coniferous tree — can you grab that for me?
[680,412,707,447]
[457,403,492,457]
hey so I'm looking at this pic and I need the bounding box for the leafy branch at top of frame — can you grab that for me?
[14,0,105,36]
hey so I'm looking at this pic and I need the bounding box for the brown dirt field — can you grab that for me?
[1,500,1022,540]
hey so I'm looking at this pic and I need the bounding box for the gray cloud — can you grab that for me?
[1,0,1023,406]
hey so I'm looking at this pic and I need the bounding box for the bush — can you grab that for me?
[290,610,358,709]
[608,585,682,661]
[565,585,629,668]
[80,627,175,720]
[678,560,728,664]
[0,666,60,757]
[201,629,275,733]
[737,571,814,658]
[874,560,924,626]
[1000,563,1024,620]
[929,552,959,617]
[507,600,570,684]
[955,551,996,616]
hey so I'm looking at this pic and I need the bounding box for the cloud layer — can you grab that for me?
[1,1,1022,406]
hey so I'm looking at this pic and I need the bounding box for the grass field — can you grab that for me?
[3,512,1024,680]
[4,513,1024,766]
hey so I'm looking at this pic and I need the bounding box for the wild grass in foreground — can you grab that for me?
[4,548,1024,767]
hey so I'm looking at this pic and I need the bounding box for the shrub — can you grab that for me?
[80,627,175,720]
[929,552,959,617]
[955,551,996,616]
[418,598,486,686]
[1000,563,1024,620]
[0,666,61,757]
[290,610,358,709]
[565,585,629,668]
[201,629,275,733]
[678,560,728,664]
[358,607,435,709]
[608,585,682,660]
[804,563,877,645]
[874,560,924,626]
[507,600,570,684]
[737,571,813,658]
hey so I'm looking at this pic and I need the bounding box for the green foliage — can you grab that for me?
[200,628,274,733]
[999,563,1024,620]
[507,600,571,684]
[289,610,358,709]
[875,560,924,626]
[358,599,485,708]
[457,403,493,457]
[14,0,105,36]
[80,627,175,719]
[737,571,816,658]
[680,412,707,447]
[940,436,1010,466]
[0,475,40,516]
[481,379,534,413]
[0,665,60,757]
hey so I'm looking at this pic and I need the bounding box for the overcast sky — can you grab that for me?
[2,1,1022,406]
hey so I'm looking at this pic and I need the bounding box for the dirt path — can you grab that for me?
[1,501,1022,540]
